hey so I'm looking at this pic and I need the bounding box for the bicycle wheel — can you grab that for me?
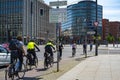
[17,63,26,79]
[5,67,14,80]
[44,58,48,69]
[34,57,38,68]
[50,56,54,67]
[26,58,32,70]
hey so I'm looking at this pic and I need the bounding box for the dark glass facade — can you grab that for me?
[62,0,102,43]
[0,0,23,42]
[0,0,56,43]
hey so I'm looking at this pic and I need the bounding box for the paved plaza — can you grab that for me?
[0,44,120,80]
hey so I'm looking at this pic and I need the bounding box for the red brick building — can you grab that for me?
[109,22,120,39]
[102,19,120,41]
[102,19,109,40]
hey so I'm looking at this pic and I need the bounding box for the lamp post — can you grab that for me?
[30,1,33,39]
[95,0,98,56]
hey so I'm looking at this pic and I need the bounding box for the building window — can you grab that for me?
[40,8,44,16]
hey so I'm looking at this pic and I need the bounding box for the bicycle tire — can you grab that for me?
[17,63,26,79]
[44,58,48,69]
[34,57,38,68]
[5,67,14,80]
[50,56,54,67]
[26,58,32,70]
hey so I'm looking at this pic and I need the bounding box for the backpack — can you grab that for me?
[9,39,21,51]
[45,45,52,53]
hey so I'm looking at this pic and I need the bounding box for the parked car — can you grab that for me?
[2,43,10,51]
[0,45,10,66]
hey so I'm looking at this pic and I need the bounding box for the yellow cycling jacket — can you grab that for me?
[27,42,37,49]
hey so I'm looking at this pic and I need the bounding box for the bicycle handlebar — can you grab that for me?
[35,50,40,52]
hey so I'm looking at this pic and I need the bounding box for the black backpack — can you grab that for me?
[9,39,20,50]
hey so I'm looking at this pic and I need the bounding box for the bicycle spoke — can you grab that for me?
[17,63,26,79]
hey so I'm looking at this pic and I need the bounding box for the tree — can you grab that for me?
[106,34,115,43]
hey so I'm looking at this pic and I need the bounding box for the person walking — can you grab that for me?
[59,42,63,59]
[90,41,93,51]
[83,41,87,55]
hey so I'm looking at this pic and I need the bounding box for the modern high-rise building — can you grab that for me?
[0,0,56,43]
[62,0,102,44]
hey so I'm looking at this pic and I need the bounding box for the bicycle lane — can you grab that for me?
[0,55,83,80]
[0,60,45,80]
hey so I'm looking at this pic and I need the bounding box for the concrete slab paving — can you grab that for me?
[57,55,120,80]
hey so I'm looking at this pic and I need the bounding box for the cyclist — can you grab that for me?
[16,36,26,70]
[8,36,26,75]
[27,39,40,65]
[44,41,55,61]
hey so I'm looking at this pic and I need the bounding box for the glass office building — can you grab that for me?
[0,0,56,43]
[62,0,102,43]
[0,0,24,42]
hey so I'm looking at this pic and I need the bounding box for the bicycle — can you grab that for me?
[26,51,39,70]
[44,52,54,69]
[5,58,26,80]
[72,48,76,57]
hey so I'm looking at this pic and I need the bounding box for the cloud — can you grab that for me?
[103,10,120,21]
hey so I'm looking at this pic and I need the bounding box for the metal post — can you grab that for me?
[85,19,87,58]
[95,0,98,56]
[30,1,33,39]
[56,5,60,72]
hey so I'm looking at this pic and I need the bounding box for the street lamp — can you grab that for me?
[95,0,98,56]
[46,30,49,42]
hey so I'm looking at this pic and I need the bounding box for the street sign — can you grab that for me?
[94,22,99,26]
[49,8,67,23]
[87,31,95,34]
[50,1,67,6]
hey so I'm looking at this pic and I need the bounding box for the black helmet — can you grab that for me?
[30,39,34,42]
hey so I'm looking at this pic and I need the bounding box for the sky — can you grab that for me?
[44,0,120,22]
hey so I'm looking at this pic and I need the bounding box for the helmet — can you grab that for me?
[30,39,34,42]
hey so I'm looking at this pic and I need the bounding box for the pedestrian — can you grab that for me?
[83,41,87,55]
[90,41,93,51]
[59,42,64,59]
[72,41,77,57]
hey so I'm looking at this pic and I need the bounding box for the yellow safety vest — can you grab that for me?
[27,42,36,49]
